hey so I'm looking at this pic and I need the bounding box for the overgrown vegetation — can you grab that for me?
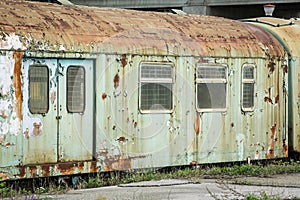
[1,159,300,199]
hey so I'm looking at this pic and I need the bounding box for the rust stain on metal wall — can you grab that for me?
[23,128,29,139]
[90,161,98,173]
[50,90,56,104]
[102,93,107,100]
[264,97,273,104]
[116,136,126,142]
[13,51,24,120]
[283,140,288,157]
[103,155,131,171]
[275,95,279,104]
[264,88,273,105]
[41,165,50,177]
[97,142,146,171]
[0,172,9,180]
[18,167,26,178]
[29,166,37,178]
[266,123,276,159]
[56,162,76,174]
[32,122,42,136]
[283,64,288,74]
[194,112,200,135]
[113,74,120,89]
[121,54,127,67]
[268,61,275,74]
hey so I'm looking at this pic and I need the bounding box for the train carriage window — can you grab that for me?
[67,66,85,113]
[139,63,174,113]
[196,64,227,112]
[29,65,49,114]
[242,64,255,111]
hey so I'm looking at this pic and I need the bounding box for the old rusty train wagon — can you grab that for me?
[244,17,300,158]
[0,0,288,180]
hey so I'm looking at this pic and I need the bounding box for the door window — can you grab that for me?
[29,65,49,114]
[67,66,85,113]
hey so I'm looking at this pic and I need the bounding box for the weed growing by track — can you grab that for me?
[1,159,300,198]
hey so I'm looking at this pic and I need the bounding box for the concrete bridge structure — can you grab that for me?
[66,0,300,19]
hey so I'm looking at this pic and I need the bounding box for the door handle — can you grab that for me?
[56,116,62,120]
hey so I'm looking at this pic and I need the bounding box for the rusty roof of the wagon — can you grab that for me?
[243,17,300,58]
[0,0,284,57]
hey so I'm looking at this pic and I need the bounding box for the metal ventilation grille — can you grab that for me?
[141,65,172,79]
[197,66,226,79]
[29,65,49,114]
[67,66,85,113]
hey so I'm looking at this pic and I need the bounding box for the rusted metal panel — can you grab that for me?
[95,54,287,170]
[0,0,284,57]
[245,17,299,154]
[21,58,57,164]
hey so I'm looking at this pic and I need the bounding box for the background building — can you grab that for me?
[31,0,300,19]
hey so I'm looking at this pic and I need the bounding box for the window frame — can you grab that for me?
[241,64,256,112]
[66,65,86,113]
[196,63,228,112]
[28,64,49,114]
[139,62,174,114]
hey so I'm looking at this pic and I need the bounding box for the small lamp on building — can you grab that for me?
[263,4,275,16]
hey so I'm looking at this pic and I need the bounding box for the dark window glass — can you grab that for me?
[67,66,85,113]
[197,83,226,109]
[242,83,254,108]
[29,65,49,114]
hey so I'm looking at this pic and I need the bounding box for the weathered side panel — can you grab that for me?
[21,58,58,165]
[95,54,287,171]
[0,34,25,178]
[95,54,197,170]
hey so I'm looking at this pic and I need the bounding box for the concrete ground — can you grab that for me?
[36,173,300,200]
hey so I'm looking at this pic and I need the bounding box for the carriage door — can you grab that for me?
[57,59,94,162]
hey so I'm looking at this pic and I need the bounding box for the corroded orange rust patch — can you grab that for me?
[0,172,9,180]
[117,136,126,142]
[190,160,197,166]
[283,63,288,73]
[268,61,275,73]
[113,74,120,89]
[121,54,127,67]
[264,96,273,104]
[266,123,276,159]
[102,93,107,100]
[283,140,288,157]
[275,95,279,104]
[194,112,200,135]
[13,51,24,120]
